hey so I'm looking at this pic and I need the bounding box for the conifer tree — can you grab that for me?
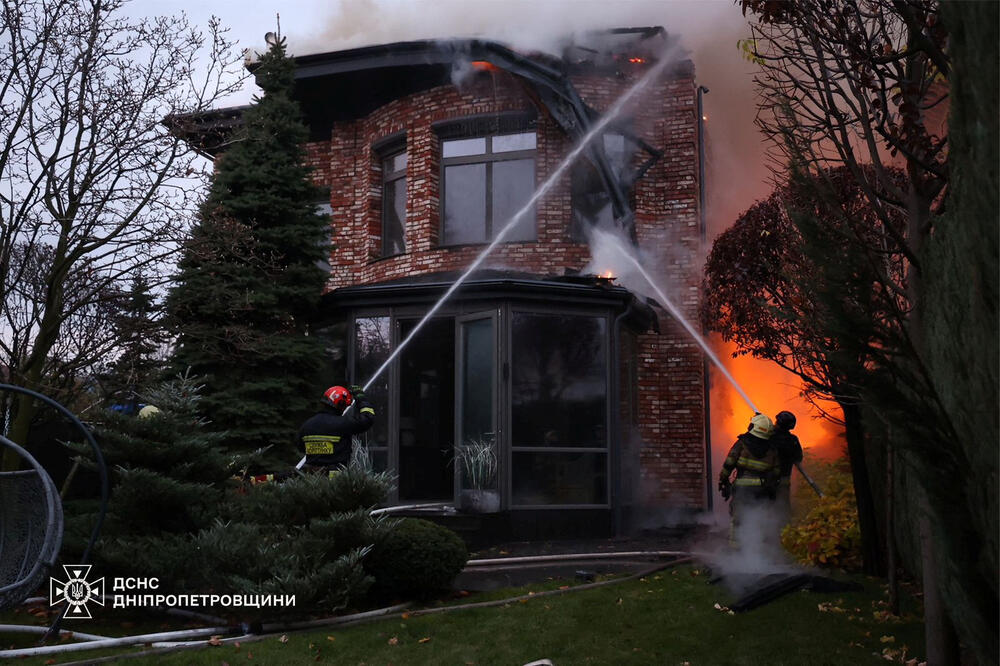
[166,35,330,459]
[101,275,168,410]
[65,375,397,615]
[64,372,232,580]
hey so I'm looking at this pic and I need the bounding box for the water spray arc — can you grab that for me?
[597,231,759,414]
[359,51,678,394]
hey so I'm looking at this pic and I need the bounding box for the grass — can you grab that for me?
[1,565,925,665]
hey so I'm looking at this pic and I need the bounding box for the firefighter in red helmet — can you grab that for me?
[297,384,376,473]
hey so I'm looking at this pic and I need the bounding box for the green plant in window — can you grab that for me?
[456,437,498,490]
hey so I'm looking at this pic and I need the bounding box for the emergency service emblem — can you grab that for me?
[50,564,104,619]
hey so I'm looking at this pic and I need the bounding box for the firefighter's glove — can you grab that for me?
[718,480,731,501]
[348,384,365,400]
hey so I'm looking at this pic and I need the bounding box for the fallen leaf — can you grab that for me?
[880,635,896,643]
[388,636,399,645]
[401,612,411,619]
[327,636,336,641]
[418,637,431,644]
[279,634,289,643]
[616,598,623,605]
[208,635,223,646]
[558,585,570,590]
[247,650,253,659]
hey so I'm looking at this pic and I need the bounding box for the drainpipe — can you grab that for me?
[611,298,637,536]
[696,85,713,512]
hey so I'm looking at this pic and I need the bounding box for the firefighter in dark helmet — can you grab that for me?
[298,385,376,474]
[770,410,804,526]
[718,413,781,549]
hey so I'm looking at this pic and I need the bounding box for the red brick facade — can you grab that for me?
[303,62,707,510]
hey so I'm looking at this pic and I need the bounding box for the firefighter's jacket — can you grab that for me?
[297,397,376,468]
[771,429,803,485]
[720,432,781,498]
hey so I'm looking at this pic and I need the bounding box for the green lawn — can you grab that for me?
[1,567,925,665]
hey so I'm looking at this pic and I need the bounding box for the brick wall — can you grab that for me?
[303,61,707,509]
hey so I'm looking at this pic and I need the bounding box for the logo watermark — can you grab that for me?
[48,567,295,619]
[49,565,105,619]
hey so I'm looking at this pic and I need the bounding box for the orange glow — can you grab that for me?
[601,270,614,279]
[471,60,500,72]
[708,335,844,464]
[628,57,645,64]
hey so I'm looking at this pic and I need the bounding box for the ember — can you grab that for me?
[471,60,499,72]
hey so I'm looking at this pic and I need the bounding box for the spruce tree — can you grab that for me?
[65,375,397,615]
[166,36,329,459]
[101,274,168,410]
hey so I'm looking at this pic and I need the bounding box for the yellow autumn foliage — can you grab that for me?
[781,458,862,571]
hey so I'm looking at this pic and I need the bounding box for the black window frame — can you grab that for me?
[376,135,407,258]
[436,114,538,247]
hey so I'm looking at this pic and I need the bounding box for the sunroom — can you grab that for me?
[316,270,653,537]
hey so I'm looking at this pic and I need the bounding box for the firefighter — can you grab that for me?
[771,410,804,526]
[718,413,781,551]
[297,384,376,475]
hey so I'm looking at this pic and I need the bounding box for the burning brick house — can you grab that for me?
[184,28,709,539]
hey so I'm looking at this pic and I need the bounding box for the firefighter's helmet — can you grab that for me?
[749,413,774,439]
[324,386,353,410]
[775,410,796,431]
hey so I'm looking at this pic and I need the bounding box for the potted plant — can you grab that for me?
[456,437,499,513]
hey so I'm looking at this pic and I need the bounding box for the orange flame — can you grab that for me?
[628,57,646,64]
[471,60,500,72]
[708,336,844,463]
[601,270,614,279]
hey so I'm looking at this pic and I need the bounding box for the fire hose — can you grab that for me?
[794,461,824,498]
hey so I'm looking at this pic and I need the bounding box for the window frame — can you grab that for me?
[436,114,538,247]
[376,135,407,258]
[505,306,612,509]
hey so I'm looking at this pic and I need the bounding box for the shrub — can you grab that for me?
[366,518,468,600]
[781,457,862,570]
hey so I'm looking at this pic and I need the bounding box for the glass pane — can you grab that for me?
[386,152,407,173]
[353,316,391,447]
[314,319,348,385]
[492,159,535,241]
[461,318,493,446]
[511,313,607,447]
[512,452,607,505]
[398,318,455,501]
[444,164,486,245]
[383,176,406,256]
[443,137,486,158]
[493,132,536,153]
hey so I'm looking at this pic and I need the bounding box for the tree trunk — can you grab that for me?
[841,401,885,576]
[920,512,960,666]
[886,436,899,616]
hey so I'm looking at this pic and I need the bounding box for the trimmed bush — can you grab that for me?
[366,518,468,600]
[781,458,862,571]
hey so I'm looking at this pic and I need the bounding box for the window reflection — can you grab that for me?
[511,313,607,448]
[382,150,407,256]
[441,132,536,245]
[354,316,390,450]
[512,452,607,505]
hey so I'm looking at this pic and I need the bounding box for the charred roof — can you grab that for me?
[167,28,688,152]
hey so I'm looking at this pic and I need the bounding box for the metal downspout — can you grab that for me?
[611,298,637,536]
[697,85,713,512]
